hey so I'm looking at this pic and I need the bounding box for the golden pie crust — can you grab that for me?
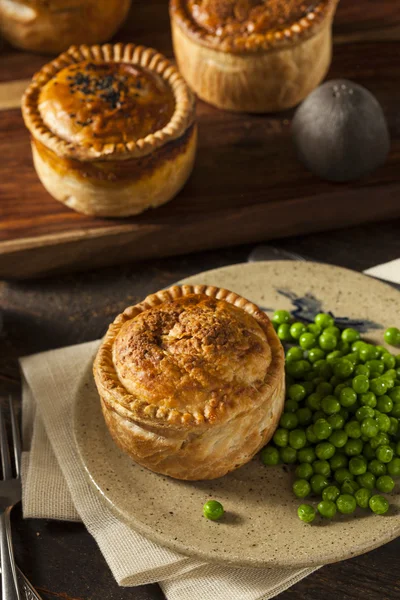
[22,43,197,217]
[93,284,285,480]
[170,0,340,112]
[0,0,131,54]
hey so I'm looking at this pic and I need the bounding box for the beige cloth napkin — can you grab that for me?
[20,340,318,600]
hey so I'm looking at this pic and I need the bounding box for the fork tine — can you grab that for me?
[9,396,21,478]
[0,402,12,480]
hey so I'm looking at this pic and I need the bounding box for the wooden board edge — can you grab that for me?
[2,184,400,279]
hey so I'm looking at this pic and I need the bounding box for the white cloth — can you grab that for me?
[364,258,400,285]
[20,341,318,600]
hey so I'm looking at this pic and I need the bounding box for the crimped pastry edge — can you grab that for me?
[170,0,339,54]
[22,42,196,161]
[93,284,284,429]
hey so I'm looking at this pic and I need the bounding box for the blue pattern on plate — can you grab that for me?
[259,288,382,332]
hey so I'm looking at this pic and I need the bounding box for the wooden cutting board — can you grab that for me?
[1,1,400,279]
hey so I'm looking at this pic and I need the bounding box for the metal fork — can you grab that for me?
[0,396,42,600]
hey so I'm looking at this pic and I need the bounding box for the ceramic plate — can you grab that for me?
[73,261,400,568]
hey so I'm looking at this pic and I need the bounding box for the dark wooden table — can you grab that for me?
[1,221,400,600]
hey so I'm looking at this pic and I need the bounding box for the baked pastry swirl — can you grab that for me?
[22,43,197,217]
[93,285,285,480]
[170,0,339,112]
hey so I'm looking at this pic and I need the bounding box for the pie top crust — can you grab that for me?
[170,0,338,53]
[22,43,195,161]
[93,285,284,430]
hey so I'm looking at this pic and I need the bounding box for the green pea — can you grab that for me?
[293,479,312,498]
[334,359,355,379]
[368,459,387,476]
[297,504,316,523]
[315,382,333,397]
[376,475,395,493]
[376,395,393,414]
[313,360,333,379]
[389,387,400,403]
[383,353,396,369]
[313,419,332,441]
[286,360,310,379]
[295,463,314,480]
[306,393,322,412]
[305,426,318,445]
[340,408,350,422]
[315,313,335,329]
[302,381,315,395]
[370,378,388,397]
[286,347,304,363]
[299,333,317,350]
[352,341,366,353]
[352,375,370,394]
[366,360,385,375]
[319,333,338,352]
[387,457,400,477]
[337,339,351,356]
[384,327,400,347]
[359,345,376,363]
[288,384,307,402]
[356,406,375,422]
[341,328,360,343]
[334,468,354,484]
[278,324,293,341]
[330,453,348,471]
[203,500,224,520]
[345,439,363,456]
[317,500,337,519]
[313,460,331,477]
[359,392,377,408]
[310,474,329,494]
[328,414,345,430]
[340,387,358,408]
[313,410,325,424]
[349,456,367,475]
[272,310,291,325]
[280,446,297,464]
[315,442,336,460]
[345,420,362,439]
[361,417,379,438]
[284,399,299,413]
[280,413,299,430]
[396,441,400,457]
[289,429,307,450]
[290,322,307,340]
[327,350,343,364]
[307,323,322,336]
[296,407,313,427]
[336,494,357,514]
[357,472,376,490]
[355,488,372,509]
[346,352,360,366]
[297,447,316,464]
[388,417,399,436]
[273,428,289,447]
[355,364,370,376]
[369,495,389,515]
[375,413,391,433]
[329,430,348,449]
[362,442,376,460]
[308,347,325,364]
[376,445,394,463]
[322,485,341,502]
[341,479,360,495]
[321,395,341,415]
[261,446,280,466]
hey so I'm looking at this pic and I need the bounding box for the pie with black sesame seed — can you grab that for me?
[93,284,285,480]
[22,43,197,217]
[170,0,340,112]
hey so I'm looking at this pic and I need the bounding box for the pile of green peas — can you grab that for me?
[261,310,400,523]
